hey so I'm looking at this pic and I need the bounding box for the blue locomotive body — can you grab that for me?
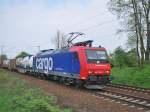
[33,51,80,78]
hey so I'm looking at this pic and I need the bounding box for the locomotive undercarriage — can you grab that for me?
[87,75,110,84]
[14,68,110,89]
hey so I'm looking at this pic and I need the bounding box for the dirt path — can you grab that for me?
[9,71,146,112]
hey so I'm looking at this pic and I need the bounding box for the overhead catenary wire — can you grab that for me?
[76,19,116,32]
[25,19,117,52]
[5,46,16,53]
[65,11,109,30]
[2,11,118,58]
[3,19,117,58]
[32,12,117,49]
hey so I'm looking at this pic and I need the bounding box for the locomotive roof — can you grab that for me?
[37,48,69,56]
[70,46,106,51]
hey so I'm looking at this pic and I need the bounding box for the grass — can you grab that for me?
[111,64,150,89]
[0,69,72,112]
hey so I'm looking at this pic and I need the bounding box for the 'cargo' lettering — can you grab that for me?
[36,57,53,71]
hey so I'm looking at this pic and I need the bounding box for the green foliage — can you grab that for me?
[16,51,30,58]
[126,49,137,66]
[112,46,136,68]
[0,69,72,112]
[126,34,137,49]
[108,0,150,63]
[11,90,53,112]
[0,54,7,60]
[114,47,127,68]
[111,65,150,88]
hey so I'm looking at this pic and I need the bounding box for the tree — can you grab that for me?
[113,46,136,68]
[0,54,7,60]
[132,0,145,67]
[114,47,128,68]
[141,0,150,61]
[108,0,149,67]
[126,34,140,67]
[51,30,67,49]
[16,51,30,58]
[126,48,137,67]
[0,54,7,65]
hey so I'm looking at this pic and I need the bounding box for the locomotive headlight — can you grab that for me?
[88,70,93,74]
[81,76,86,79]
[105,70,110,74]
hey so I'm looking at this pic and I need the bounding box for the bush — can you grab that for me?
[110,47,137,68]
[0,69,72,112]
[10,83,72,112]
[11,89,53,112]
[111,65,150,88]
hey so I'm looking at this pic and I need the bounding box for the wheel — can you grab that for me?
[59,77,66,84]
[74,79,84,88]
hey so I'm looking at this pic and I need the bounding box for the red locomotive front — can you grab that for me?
[70,45,111,85]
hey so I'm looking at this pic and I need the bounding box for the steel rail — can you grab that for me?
[106,84,150,93]
[92,89,150,110]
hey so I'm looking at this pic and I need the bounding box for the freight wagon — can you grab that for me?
[8,59,16,70]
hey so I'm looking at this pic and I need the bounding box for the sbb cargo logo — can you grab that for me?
[36,57,53,71]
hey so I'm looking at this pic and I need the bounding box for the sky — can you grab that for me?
[0,0,127,58]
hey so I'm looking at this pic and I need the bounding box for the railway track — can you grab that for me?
[92,88,150,111]
[106,84,150,94]
[4,69,150,111]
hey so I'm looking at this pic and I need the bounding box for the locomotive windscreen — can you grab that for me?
[86,50,108,64]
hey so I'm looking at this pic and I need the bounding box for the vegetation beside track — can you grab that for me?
[111,65,150,89]
[0,69,72,112]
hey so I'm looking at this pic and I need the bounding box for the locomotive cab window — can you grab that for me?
[86,50,108,63]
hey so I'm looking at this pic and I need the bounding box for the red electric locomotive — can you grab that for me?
[67,32,111,87]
